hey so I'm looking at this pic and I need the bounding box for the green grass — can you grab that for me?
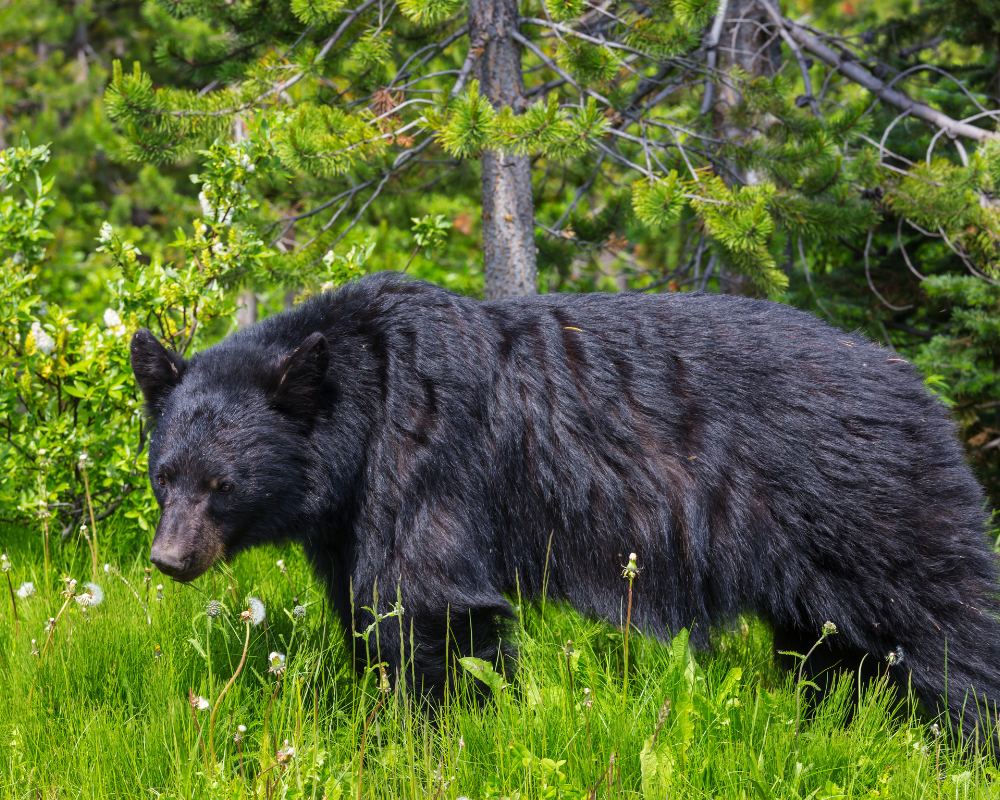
[1,521,998,799]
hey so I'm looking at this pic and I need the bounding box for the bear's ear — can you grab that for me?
[130,329,186,416]
[271,332,329,420]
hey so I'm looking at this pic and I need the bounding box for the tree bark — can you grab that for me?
[469,0,538,299]
[708,0,781,293]
[712,0,781,185]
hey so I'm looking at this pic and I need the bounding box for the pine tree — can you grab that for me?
[100,0,1000,301]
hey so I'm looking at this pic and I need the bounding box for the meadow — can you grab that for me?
[2,518,998,799]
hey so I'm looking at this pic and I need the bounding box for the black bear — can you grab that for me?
[131,272,999,742]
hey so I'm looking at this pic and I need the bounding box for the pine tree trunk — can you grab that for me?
[707,0,781,292]
[469,0,538,299]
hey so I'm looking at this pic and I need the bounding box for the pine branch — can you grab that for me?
[766,4,997,142]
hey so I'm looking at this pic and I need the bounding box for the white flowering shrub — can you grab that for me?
[0,141,272,551]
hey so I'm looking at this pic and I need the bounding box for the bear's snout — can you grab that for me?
[150,538,195,580]
[149,505,224,582]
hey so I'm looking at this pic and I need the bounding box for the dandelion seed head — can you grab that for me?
[191,695,210,711]
[0,553,10,572]
[292,604,306,619]
[16,581,34,599]
[244,597,265,626]
[276,740,295,763]
[205,599,223,618]
[83,582,104,606]
[886,646,905,667]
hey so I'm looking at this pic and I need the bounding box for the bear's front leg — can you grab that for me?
[350,581,514,701]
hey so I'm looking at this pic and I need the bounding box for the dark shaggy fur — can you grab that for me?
[132,273,1000,741]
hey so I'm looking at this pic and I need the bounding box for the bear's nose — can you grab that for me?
[150,540,191,579]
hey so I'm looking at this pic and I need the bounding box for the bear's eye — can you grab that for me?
[156,474,168,488]
[217,480,234,494]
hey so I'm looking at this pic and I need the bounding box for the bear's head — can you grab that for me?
[130,328,330,582]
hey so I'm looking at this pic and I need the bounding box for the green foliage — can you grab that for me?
[631,171,686,229]
[544,0,585,23]
[557,39,620,84]
[433,81,497,158]
[396,0,463,25]
[0,139,276,549]
[291,0,349,24]
[914,275,1000,491]
[273,104,390,178]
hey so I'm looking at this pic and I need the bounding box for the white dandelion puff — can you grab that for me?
[83,582,104,606]
[276,740,295,764]
[243,597,266,626]
[206,599,223,618]
[191,695,210,711]
[16,582,35,599]
[292,604,306,619]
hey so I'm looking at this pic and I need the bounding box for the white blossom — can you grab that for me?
[30,322,55,355]
[103,308,126,337]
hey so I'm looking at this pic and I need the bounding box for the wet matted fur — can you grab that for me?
[132,273,1000,743]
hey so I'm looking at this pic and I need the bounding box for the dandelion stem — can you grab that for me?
[106,565,151,625]
[41,514,51,589]
[621,552,638,699]
[80,467,99,581]
[5,573,19,637]
[208,621,251,769]
[188,689,209,762]
[41,595,74,656]
[356,671,388,800]
[793,622,837,738]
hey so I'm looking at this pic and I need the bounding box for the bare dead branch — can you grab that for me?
[774,11,997,142]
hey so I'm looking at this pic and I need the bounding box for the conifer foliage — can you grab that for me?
[102,0,1000,300]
